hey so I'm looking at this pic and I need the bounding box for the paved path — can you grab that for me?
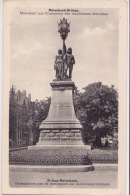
[9,168,117,188]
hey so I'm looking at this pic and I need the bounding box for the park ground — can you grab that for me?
[9,148,118,188]
[9,166,118,188]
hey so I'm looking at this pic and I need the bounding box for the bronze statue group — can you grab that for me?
[54,47,75,79]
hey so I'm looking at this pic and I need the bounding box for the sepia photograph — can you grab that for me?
[2,0,128,194]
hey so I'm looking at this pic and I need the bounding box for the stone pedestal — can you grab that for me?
[37,79,84,145]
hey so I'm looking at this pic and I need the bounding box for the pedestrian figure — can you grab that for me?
[105,138,108,147]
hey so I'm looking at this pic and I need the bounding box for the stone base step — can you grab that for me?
[10,164,94,172]
[28,145,91,150]
[37,141,84,145]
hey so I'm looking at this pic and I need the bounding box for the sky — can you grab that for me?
[10,8,119,101]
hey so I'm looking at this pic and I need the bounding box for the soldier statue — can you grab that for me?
[54,49,64,79]
[64,47,75,79]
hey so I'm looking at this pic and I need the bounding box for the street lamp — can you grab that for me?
[58,18,70,55]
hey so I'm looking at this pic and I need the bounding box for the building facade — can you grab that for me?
[9,86,37,147]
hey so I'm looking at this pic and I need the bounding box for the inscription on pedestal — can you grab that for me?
[54,103,70,108]
[39,129,83,145]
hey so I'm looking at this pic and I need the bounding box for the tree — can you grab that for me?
[32,97,51,123]
[74,82,118,146]
[9,86,17,146]
[31,97,51,140]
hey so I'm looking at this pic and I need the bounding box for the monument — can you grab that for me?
[28,18,92,171]
[37,18,83,146]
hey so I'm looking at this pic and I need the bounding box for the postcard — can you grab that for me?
[2,0,128,194]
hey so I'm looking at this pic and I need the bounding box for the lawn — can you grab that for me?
[9,147,118,165]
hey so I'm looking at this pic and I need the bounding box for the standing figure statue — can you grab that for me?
[54,49,64,79]
[64,47,75,79]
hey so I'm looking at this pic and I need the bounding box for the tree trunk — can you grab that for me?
[94,132,102,147]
